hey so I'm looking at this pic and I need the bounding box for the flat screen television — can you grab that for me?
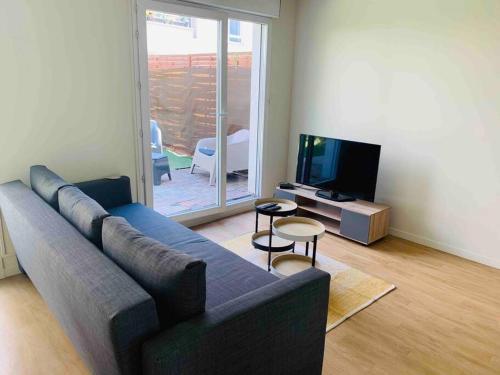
[296,134,381,202]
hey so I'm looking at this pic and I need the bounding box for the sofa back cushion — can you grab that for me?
[30,165,72,210]
[59,186,110,248]
[102,216,207,326]
[75,176,133,209]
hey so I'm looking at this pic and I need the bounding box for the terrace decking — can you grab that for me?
[153,168,253,216]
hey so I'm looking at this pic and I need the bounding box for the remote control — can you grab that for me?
[266,205,281,212]
[257,203,278,210]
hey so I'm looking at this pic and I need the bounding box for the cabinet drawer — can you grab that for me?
[340,210,370,244]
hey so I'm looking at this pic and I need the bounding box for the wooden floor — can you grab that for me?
[1,211,500,375]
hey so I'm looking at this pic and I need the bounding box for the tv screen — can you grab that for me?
[296,134,381,201]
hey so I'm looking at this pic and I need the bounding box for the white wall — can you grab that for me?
[186,0,281,18]
[287,0,500,268]
[0,0,140,193]
[262,0,297,197]
[0,0,295,192]
[0,0,296,276]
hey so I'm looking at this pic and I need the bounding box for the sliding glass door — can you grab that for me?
[136,0,267,219]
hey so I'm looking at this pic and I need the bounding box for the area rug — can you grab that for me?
[222,233,396,332]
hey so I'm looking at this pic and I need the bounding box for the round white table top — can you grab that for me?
[272,216,325,242]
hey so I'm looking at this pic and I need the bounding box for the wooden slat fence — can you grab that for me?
[148,52,252,155]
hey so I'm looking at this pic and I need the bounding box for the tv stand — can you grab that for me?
[275,186,390,245]
[315,189,356,202]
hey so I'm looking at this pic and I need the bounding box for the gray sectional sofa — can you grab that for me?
[0,166,330,375]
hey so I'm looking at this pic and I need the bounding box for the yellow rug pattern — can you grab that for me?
[222,233,396,332]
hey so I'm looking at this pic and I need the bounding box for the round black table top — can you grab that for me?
[251,230,295,252]
[254,198,297,217]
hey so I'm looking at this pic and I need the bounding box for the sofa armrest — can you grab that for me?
[142,267,330,375]
[75,176,132,209]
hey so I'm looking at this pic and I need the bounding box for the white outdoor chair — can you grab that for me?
[190,129,250,185]
[150,120,163,154]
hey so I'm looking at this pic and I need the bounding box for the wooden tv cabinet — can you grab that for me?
[275,187,390,245]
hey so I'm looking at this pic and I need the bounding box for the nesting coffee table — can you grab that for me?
[252,199,326,275]
[252,198,297,271]
[271,217,325,277]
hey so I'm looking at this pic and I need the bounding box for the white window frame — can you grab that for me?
[146,10,193,29]
[130,0,271,224]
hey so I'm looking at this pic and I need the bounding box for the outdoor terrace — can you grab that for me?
[153,166,252,217]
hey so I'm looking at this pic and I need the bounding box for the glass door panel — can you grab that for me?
[138,2,267,219]
[145,9,220,216]
[226,19,264,204]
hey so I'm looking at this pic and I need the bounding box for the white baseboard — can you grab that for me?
[1,254,21,279]
[180,203,254,228]
[4,255,20,277]
[389,227,500,270]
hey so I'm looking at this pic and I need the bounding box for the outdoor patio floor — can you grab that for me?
[153,167,254,216]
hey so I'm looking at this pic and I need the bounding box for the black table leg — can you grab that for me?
[255,211,259,233]
[312,235,318,267]
[305,241,309,256]
[267,215,273,272]
[292,242,295,253]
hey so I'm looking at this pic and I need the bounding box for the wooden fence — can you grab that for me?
[148,52,252,155]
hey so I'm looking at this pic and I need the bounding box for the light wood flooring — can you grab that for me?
[1,211,500,374]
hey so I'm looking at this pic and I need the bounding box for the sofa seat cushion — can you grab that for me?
[30,165,72,210]
[59,186,110,248]
[108,203,278,309]
[102,216,206,326]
